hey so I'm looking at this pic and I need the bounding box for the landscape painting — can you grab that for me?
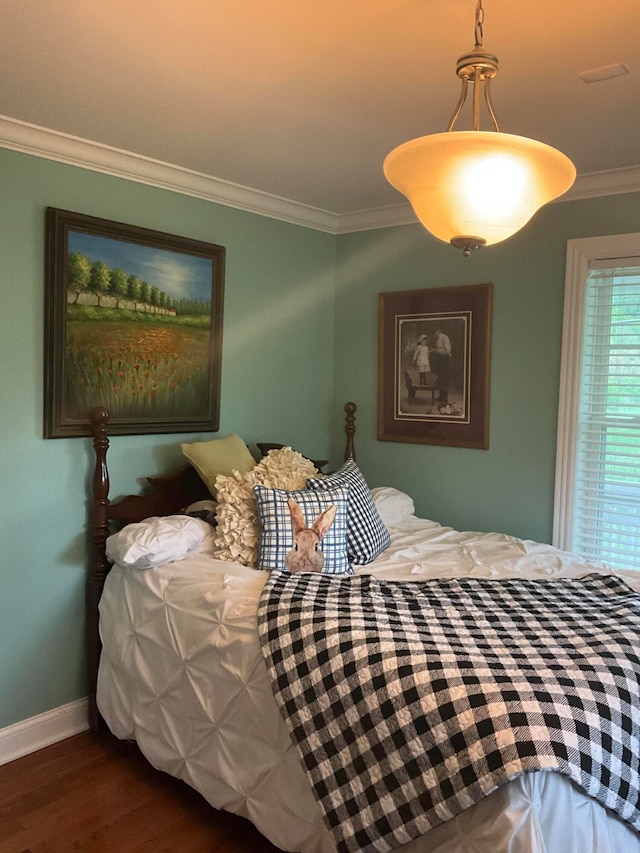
[44,208,225,438]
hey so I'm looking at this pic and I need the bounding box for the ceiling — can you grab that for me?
[1,0,639,217]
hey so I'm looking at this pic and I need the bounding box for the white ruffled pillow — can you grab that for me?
[213,447,318,567]
[370,487,415,527]
[106,515,215,570]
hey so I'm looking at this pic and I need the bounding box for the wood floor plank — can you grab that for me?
[0,731,283,852]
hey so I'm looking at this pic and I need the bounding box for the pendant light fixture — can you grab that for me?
[383,1,576,256]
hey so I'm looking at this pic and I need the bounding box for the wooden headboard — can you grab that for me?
[87,401,357,730]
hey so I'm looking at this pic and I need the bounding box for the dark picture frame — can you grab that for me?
[378,283,493,449]
[44,208,225,438]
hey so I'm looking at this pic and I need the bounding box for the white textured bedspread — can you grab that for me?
[98,516,640,853]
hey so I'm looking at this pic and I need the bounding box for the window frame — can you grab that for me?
[553,232,640,554]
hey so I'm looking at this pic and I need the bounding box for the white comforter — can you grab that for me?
[98,514,640,852]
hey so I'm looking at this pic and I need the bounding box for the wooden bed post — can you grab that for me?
[88,406,111,732]
[344,402,357,462]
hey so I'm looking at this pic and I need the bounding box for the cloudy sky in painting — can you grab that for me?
[68,231,213,302]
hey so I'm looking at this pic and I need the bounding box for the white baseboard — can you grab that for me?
[0,698,89,766]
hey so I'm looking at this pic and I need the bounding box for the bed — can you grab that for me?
[88,403,640,853]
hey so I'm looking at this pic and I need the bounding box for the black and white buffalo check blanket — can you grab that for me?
[257,570,640,853]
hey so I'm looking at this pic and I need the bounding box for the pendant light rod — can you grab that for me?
[447,0,500,134]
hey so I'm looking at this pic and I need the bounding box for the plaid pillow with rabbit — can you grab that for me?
[253,484,352,574]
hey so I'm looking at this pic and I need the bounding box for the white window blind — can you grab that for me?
[572,263,640,570]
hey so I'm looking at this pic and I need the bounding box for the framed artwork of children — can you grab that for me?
[378,283,493,449]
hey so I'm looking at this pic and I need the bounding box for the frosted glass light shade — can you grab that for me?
[384,130,576,248]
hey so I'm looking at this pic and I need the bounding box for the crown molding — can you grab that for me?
[337,165,640,233]
[1,114,639,235]
[0,115,336,233]
[560,164,640,202]
[333,204,418,233]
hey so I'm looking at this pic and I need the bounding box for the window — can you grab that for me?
[554,234,640,571]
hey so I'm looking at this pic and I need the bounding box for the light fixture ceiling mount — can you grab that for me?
[383,1,576,256]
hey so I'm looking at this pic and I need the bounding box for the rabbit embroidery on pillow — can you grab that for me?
[285,499,337,573]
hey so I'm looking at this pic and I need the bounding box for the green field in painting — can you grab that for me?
[65,308,212,420]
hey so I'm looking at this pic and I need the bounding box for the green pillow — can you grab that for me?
[181,434,256,496]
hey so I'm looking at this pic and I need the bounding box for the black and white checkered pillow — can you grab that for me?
[307,459,390,565]
[253,484,351,574]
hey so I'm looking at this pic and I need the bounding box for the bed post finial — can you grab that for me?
[344,401,357,462]
[88,406,111,731]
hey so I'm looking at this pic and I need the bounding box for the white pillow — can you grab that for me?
[370,487,415,527]
[106,515,215,570]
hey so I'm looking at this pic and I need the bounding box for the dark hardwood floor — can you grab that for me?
[0,731,284,852]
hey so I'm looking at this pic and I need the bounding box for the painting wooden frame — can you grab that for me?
[44,208,225,438]
[378,283,493,449]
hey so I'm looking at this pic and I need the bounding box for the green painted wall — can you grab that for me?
[332,192,640,541]
[1,141,638,732]
[0,147,336,729]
